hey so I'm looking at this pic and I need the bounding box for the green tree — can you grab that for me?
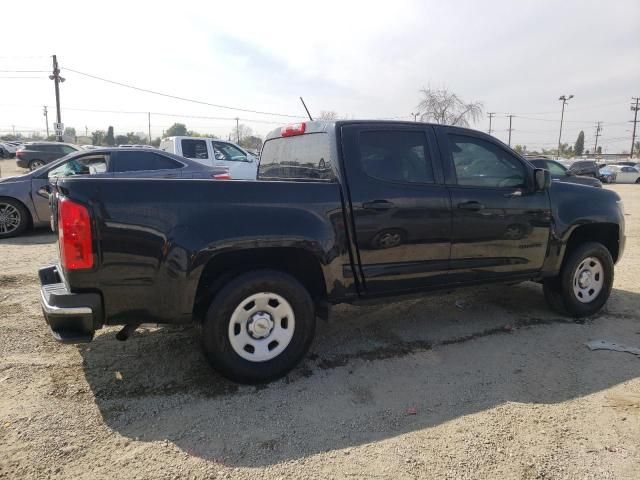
[64,127,76,137]
[514,145,527,154]
[92,130,106,145]
[574,131,585,156]
[166,123,187,137]
[126,132,142,144]
[596,146,602,154]
[115,135,129,145]
[417,87,483,127]
[105,126,115,146]
[240,135,263,151]
[150,137,161,147]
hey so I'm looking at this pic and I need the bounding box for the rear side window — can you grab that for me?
[359,130,434,183]
[259,134,334,181]
[181,139,208,159]
[114,151,182,172]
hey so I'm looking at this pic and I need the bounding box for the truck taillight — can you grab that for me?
[58,197,93,270]
[281,122,306,137]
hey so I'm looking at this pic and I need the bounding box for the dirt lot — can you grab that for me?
[1,157,639,479]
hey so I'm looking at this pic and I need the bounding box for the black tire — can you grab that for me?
[0,198,30,239]
[635,178,640,184]
[543,241,614,317]
[202,270,316,384]
[29,159,45,171]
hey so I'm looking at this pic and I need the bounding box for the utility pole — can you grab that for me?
[148,112,152,145]
[49,55,65,142]
[594,122,603,157]
[488,112,496,135]
[630,97,639,158]
[11,125,15,136]
[557,94,573,159]
[411,112,419,122]
[235,117,240,143]
[43,106,49,137]
[85,125,88,136]
[507,114,514,146]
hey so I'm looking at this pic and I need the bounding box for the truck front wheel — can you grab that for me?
[543,241,614,317]
[202,270,316,384]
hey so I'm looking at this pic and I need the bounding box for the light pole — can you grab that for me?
[557,94,573,159]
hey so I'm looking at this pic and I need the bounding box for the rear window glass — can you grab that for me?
[259,133,334,181]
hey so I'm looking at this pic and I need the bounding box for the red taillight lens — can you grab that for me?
[281,122,306,137]
[212,173,231,180]
[58,197,93,270]
[16,150,23,157]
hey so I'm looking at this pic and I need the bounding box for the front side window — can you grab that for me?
[212,142,250,162]
[359,130,434,183]
[181,139,208,160]
[48,154,108,178]
[448,135,526,188]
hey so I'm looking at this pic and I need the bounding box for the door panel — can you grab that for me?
[341,124,452,294]
[437,128,551,282]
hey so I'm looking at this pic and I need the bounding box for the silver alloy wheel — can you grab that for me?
[0,203,21,234]
[572,256,604,303]
[228,292,295,362]
[30,160,45,170]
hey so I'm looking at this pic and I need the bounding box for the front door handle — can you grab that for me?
[363,200,395,210]
[457,201,484,211]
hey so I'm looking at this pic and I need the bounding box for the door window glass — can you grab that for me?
[212,142,250,162]
[359,130,434,183]
[114,151,182,172]
[181,139,208,159]
[48,155,108,178]
[448,135,526,188]
[543,160,567,176]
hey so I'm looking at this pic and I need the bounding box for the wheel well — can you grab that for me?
[565,223,619,263]
[193,248,327,321]
[0,196,33,229]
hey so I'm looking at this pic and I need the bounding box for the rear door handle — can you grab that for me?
[457,201,484,211]
[363,200,395,210]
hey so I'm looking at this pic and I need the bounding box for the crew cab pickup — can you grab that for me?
[39,121,625,383]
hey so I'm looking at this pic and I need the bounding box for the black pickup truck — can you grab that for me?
[39,121,625,383]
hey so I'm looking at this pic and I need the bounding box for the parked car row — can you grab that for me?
[0,147,230,238]
[0,141,24,158]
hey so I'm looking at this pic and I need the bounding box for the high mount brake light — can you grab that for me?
[281,123,306,137]
[58,197,93,270]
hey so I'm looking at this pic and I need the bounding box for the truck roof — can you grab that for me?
[264,120,483,141]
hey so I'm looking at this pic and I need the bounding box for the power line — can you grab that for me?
[62,66,305,119]
[0,70,49,73]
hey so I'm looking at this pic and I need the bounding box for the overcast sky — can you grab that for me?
[2,0,639,152]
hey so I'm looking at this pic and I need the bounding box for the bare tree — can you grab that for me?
[318,110,338,121]
[416,88,483,127]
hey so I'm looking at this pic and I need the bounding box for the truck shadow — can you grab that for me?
[78,282,640,467]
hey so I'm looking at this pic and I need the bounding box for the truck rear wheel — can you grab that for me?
[543,241,614,317]
[202,270,316,384]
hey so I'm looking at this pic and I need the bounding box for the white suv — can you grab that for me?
[160,136,257,180]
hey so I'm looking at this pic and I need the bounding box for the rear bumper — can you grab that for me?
[39,265,103,344]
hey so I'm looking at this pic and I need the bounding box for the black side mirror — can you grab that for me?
[534,168,551,191]
[36,184,52,198]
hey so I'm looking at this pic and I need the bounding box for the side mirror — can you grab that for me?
[36,184,52,198]
[534,168,551,191]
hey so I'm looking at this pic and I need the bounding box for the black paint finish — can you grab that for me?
[53,121,625,328]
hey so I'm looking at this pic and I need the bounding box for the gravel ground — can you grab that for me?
[1,157,639,479]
